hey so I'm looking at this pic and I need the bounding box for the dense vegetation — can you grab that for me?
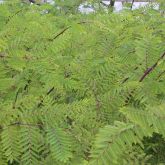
[0,0,164,164]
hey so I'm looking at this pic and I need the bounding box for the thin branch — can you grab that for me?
[123,51,165,105]
[6,9,23,24]
[24,79,31,91]
[156,70,165,80]
[0,122,43,131]
[145,51,148,70]
[139,51,165,82]
[46,87,54,95]
[13,88,21,109]
[37,87,55,108]
[49,21,92,42]
[49,27,71,42]
[122,77,129,84]
[92,81,101,112]
[121,63,142,84]
[9,122,42,127]
[122,51,165,84]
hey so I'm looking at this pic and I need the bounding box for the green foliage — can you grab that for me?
[91,104,165,164]
[0,1,164,164]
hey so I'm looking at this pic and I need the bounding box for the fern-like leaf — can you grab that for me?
[46,127,73,163]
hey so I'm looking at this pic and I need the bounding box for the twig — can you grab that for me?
[37,87,55,108]
[139,51,165,82]
[13,88,21,109]
[46,87,55,95]
[121,63,142,84]
[6,9,23,24]
[156,70,165,80]
[0,122,43,131]
[92,81,101,112]
[122,52,165,84]
[9,122,42,127]
[49,27,71,42]
[48,21,92,42]
[24,79,31,91]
